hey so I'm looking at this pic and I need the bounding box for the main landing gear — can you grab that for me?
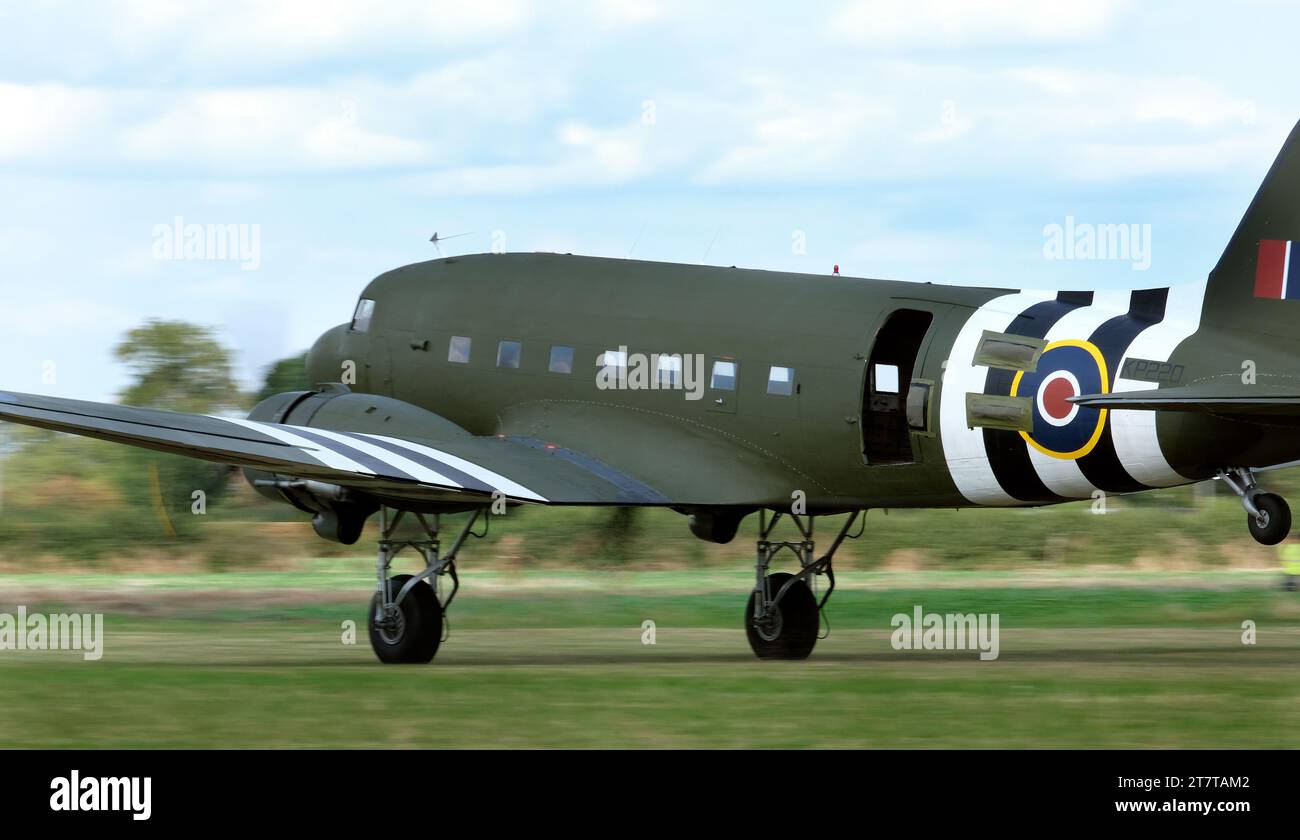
[369,506,487,664]
[746,509,863,660]
[1219,467,1292,545]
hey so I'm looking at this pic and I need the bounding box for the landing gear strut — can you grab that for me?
[369,506,486,664]
[746,510,862,660]
[1219,467,1292,545]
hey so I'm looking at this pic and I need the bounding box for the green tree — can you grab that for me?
[111,320,245,545]
[115,320,244,412]
[256,351,309,402]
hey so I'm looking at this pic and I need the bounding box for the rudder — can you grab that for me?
[1204,119,1300,330]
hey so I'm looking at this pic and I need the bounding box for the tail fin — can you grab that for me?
[1204,119,1300,330]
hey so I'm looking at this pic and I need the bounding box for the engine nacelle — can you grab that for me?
[241,385,472,543]
[687,509,747,544]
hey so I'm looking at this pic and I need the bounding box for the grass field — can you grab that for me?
[1,567,1297,748]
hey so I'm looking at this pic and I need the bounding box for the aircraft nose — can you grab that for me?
[305,323,356,387]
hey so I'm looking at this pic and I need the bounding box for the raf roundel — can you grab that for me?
[1010,339,1109,460]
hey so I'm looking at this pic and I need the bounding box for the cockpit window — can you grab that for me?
[351,298,376,333]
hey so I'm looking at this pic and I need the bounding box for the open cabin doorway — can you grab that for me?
[862,308,933,465]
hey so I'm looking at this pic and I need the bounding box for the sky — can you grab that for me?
[2,0,1300,402]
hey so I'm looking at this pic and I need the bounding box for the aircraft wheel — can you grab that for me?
[745,572,819,660]
[369,574,442,664]
[1248,493,1292,546]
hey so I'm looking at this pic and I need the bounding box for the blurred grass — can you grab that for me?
[0,620,1295,748]
[6,573,1300,628]
[0,572,1297,748]
[7,657,1295,749]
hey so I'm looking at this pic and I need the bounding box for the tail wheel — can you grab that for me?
[745,572,819,660]
[1248,492,1292,546]
[369,573,443,664]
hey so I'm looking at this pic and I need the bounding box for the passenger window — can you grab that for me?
[448,336,471,364]
[497,340,522,369]
[711,359,737,391]
[549,345,574,374]
[767,366,795,396]
[657,354,683,387]
[874,363,900,394]
[351,299,375,333]
[598,349,628,376]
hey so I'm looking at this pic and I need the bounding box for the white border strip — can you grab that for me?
[219,417,375,475]
[362,433,548,502]
[297,426,462,488]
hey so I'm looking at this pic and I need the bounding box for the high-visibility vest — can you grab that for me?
[1280,542,1300,575]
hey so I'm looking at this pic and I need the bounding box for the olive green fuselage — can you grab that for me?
[307,253,998,508]
[304,252,1300,511]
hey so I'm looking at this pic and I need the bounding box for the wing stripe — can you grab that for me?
[342,433,489,492]
[219,417,376,475]
[304,428,464,488]
[360,433,549,502]
[282,426,423,483]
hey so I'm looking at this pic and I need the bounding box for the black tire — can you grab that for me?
[368,574,442,664]
[744,572,819,660]
[1248,493,1291,546]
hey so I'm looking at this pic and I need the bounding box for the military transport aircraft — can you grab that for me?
[5,122,1300,663]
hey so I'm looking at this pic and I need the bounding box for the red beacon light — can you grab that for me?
[833,264,840,275]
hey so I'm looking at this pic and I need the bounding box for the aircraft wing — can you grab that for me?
[1072,384,1300,415]
[0,390,806,507]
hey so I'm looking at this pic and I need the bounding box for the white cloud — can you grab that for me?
[398,53,572,125]
[9,298,135,340]
[1006,68,1259,130]
[688,61,1281,186]
[120,88,429,170]
[697,83,896,184]
[590,0,663,27]
[106,0,531,65]
[0,83,114,158]
[0,3,1284,191]
[1067,135,1278,181]
[828,0,1129,49]
[196,180,265,204]
[405,118,655,195]
[0,47,572,173]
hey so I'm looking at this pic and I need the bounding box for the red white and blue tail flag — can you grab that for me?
[1254,239,1300,299]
